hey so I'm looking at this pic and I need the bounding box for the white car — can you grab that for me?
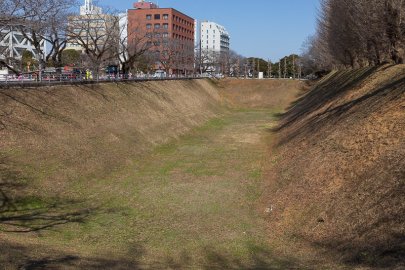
[153,70,167,78]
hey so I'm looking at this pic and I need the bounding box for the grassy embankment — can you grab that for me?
[0,79,303,269]
[265,65,405,269]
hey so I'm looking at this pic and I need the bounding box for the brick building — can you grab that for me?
[127,1,195,75]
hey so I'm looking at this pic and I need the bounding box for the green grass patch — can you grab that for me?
[13,196,48,210]
[3,108,284,267]
[249,168,262,180]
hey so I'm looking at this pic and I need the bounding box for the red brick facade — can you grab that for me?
[128,5,195,74]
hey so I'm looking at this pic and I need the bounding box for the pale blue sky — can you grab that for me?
[96,0,320,61]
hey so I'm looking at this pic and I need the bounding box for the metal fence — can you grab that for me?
[0,73,214,88]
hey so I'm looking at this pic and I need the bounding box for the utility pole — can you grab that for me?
[252,58,255,78]
[278,60,281,79]
[292,55,296,79]
[267,59,272,78]
[199,39,202,76]
[237,58,240,78]
[284,57,287,79]
[298,59,302,80]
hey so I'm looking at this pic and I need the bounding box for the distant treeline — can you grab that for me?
[302,0,405,73]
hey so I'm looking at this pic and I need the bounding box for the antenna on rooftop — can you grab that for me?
[80,0,102,15]
[85,0,91,10]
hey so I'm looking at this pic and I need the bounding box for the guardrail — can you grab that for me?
[0,74,215,88]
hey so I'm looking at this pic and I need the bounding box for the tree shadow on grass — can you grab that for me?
[147,244,307,270]
[1,240,307,270]
[1,239,144,270]
[294,231,405,270]
[273,67,379,128]
[0,155,96,233]
[199,245,305,270]
[271,66,405,146]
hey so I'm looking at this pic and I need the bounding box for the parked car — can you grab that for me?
[153,70,167,78]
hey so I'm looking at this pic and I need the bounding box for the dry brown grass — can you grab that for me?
[0,80,223,195]
[265,65,405,269]
[0,78,305,269]
[218,78,306,110]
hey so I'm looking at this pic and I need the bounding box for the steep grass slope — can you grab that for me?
[267,65,405,269]
[0,79,222,219]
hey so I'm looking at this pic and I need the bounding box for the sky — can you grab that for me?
[97,0,320,61]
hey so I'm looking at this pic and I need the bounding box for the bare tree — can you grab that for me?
[43,12,72,68]
[15,0,76,78]
[200,49,220,74]
[228,50,244,77]
[67,8,120,76]
[304,0,405,73]
[118,15,154,75]
[385,0,405,63]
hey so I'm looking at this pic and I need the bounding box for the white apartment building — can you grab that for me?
[65,0,115,52]
[200,21,230,53]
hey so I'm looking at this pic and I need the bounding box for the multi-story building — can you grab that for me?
[197,21,230,74]
[127,0,195,75]
[66,0,117,54]
[200,21,230,54]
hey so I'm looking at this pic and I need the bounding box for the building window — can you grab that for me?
[154,23,160,29]
[163,14,168,20]
[154,14,160,20]
[163,32,169,38]
[146,14,152,20]
[155,33,161,38]
[146,24,152,29]
[163,23,168,29]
